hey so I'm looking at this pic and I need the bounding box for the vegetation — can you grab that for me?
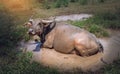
[70,7,120,37]
[41,0,107,9]
[0,50,120,74]
[102,59,120,74]
[0,4,32,47]
[41,0,70,9]
[0,5,59,74]
[0,52,59,74]
[0,0,120,74]
[92,11,120,29]
[0,6,30,59]
[0,9,16,47]
[70,20,109,37]
[31,0,120,18]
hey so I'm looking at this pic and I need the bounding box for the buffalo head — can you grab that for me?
[24,17,56,43]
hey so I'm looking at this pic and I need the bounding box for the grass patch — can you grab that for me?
[0,49,120,74]
[91,11,120,29]
[70,9,120,37]
[32,0,120,18]
[0,51,59,74]
[78,0,88,5]
[88,24,109,37]
[40,0,69,9]
[70,20,109,38]
[102,59,120,74]
[39,0,107,9]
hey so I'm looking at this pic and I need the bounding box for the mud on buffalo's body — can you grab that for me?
[25,19,103,56]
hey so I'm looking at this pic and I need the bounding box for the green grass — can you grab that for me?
[0,50,120,74]
[91,11,120,29]
[78,0,88,5]
[69,19,109,38]
[32,0,120,18]
[0,49,120,74]
[0,52,59,74]
[103,59,120,74]
[70,8,120,37]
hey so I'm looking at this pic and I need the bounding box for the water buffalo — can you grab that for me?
[25,18,103,56]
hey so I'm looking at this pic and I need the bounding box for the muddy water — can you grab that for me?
[49,14,92,21]
[22,14,120,72]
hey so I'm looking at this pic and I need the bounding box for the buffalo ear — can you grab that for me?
[29,18,34,24]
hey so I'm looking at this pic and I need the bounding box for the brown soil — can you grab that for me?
[32,48,104,72]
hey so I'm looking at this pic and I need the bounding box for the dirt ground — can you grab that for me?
[33,48,103,71]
